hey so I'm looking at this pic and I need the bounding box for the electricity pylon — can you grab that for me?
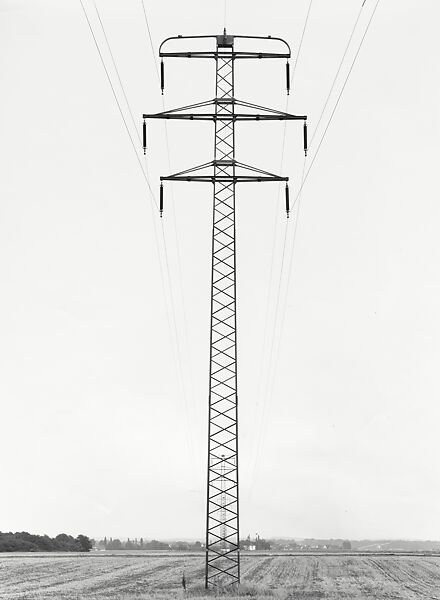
[143,30,307,588]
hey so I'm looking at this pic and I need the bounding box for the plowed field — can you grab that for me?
[1,553,439,599]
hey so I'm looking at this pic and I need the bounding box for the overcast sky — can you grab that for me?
[1,0,439,541]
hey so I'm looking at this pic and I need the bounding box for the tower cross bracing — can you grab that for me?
[143,30,307,588]
[206,50,240,585]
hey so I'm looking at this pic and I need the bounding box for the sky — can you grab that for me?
[1,0,440,541]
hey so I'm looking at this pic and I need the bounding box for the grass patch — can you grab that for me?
[184,582,282,598]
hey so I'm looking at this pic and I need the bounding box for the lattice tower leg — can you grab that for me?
[205,53,240,588]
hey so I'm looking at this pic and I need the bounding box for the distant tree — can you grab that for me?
[173,541,190,551]
[76,535,93,552]
[104,536,108,549]
[257,539,271,551]
[140,538,144,548]
[342,540,352,550]
[0,532,38,552]
[145,539,169,550]
[0,531,94,553]
[54,533,79,551]
[38,535,56,551]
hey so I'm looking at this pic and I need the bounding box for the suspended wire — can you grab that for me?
[140,0,197,459]
[160,221,196,461]
[141,0,160,82]
[309,0,365,149]
[248,161,306,497]
[267,0,382,445]
[93,0,142,148]
[251,97,289,471]
[293,0,382,206]
[247,159,305,503]
[97,2,193,468]
[140,4,174,183]
[255,0,313,438]
[78,0,195,464]
[78,0,157,209]
[264,220,291,406]
[140,0,193,343]
[280,159,307,329]
[259,161,306,473]
[265,160,306,429]
[273,158,307,381]
[140,2,175,180]
[247,0,381,498]
[291,0,314,90]
[248,0,315,497]
[248,218,290,493]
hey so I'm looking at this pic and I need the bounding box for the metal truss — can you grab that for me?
[160,160,288,184]
[143,99,306,122]
[143,30,307,589]
[203,49,240,588]
[158,33,291,61]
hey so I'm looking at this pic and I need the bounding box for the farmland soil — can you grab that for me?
[0,553,439,600]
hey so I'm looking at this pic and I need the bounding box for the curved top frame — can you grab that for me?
[159,33,291,59]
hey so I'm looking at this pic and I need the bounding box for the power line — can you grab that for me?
[273,0,378,391]
[271,2,379,380]
[251,97,289,473]
[247,0,381,494]
[248,0,314,498]
[268,158,306,407]
[93,0,142,148]
[291,0,314,90]
[309,0,366,149]
[78,0,157,209]
[140,0,197,449]
[246,157,305,502]
[293,0,382,205]
[89,2,192,435]
[258,0,313,434]
[78,0,196,465]
[160,221,196,462]
[267,0,375,400]
[141,0,160,83]
[247,218,290,496]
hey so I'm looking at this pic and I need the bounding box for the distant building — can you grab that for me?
[240,534,270,551]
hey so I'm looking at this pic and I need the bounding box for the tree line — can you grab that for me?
[0,532,92,552]
[98,537,203,551]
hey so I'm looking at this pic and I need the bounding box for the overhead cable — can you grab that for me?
[291,0,314,91]
[93,1,142,148]
[293,0,382,205]
[140,0,197,465]
[309,0,366,149]
[247,1,315,499]
[79,0,196,464]
[247,0,381,498]
[78,0,157,209]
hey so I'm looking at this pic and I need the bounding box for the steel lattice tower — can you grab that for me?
[206,46,239,586]
[143,30,307,588]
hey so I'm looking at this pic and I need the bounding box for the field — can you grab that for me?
[1,553,439,600]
